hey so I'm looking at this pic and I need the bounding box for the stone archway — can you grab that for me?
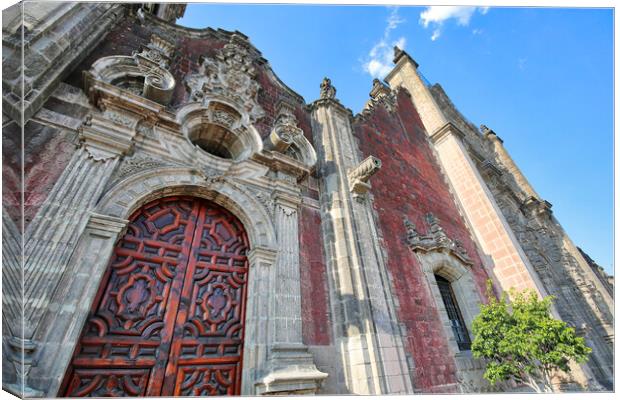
[35,168,281,397]
[61,196,251,396]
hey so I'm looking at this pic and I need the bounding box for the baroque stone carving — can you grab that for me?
[268,102,303,153]
[319,77,336,99]
[112,156,175,182]
[4,337,43,397]
[79,113,137,161]
[134,35,176,104]
[356,80,397,121]
[185,34,265,123]
[86,34,176,105]
[404,213,473,265]
[133,34,174,69]
[348,155,382,195]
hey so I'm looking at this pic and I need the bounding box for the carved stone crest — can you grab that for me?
[404,213,473,265]
[185,34,265,123]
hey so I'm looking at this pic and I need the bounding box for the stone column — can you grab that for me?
[10,110,138,396]
[255,175,328,395]
[309,78,412,394]
[385,50,546,296]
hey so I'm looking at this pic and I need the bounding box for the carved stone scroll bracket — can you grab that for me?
[404,213,473,266]
[255,344,328,395]
[348,155,382,197]
[4,337,44,397]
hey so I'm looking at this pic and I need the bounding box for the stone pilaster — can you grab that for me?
[30,213,128,396]
[309,78,412,394]
[12,111,138,395]
[256,175,328,394]
[385,51,546,296]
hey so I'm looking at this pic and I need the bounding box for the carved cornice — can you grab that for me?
[252,151,312,181]
[429,121,466,145]
[86,212,129,238]
[79,112,138,161]
[404,213,473,266]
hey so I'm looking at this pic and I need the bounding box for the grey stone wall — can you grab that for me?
[430,83,614,389]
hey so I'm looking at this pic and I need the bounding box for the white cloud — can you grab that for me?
[517,57,527,70]
[362,8,406,79]
[420,6,489,41]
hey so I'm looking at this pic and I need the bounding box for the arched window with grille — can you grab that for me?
[434,274,472,351]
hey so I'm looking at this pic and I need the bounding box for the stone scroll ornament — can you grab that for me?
[185,34,265,123]
[404,213,473,265]
[86,34,176,105]
[268,103,303,152]
[132,35,176,104]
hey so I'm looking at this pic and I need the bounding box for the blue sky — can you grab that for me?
[179,5,614,274]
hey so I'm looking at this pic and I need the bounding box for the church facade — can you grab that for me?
[2,3,613,397]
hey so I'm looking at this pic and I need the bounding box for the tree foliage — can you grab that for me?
[471,282,591,392]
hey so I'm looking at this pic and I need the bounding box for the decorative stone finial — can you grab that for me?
[320,77,336,99]
[369,78,390,100]
[393,46,419,68]
[393,46,405,62]
[480,124,492,135]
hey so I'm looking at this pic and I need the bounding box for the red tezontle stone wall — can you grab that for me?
[298,204,332,346]
[352,89,490,392]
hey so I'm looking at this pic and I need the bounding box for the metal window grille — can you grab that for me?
[435,274,472,351]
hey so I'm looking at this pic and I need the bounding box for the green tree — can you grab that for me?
[471,283,591,392]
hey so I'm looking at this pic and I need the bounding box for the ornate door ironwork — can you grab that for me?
[61,196,250,397]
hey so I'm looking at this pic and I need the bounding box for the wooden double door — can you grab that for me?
[62,197,250,397]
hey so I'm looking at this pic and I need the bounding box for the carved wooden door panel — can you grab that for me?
[61,197,249,397]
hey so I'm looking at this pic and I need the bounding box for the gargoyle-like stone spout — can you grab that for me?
[348,155,382,195]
